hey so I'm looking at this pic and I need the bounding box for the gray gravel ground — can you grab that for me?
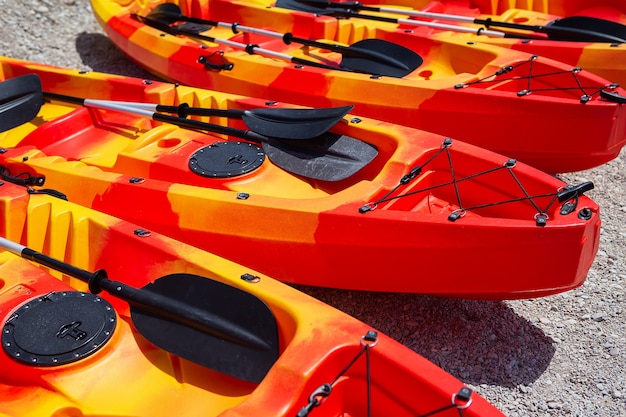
[1,1,624,415]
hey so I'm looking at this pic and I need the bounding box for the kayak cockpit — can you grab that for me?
[13,102,399,199]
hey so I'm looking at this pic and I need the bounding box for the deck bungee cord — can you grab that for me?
[0,165,68,199]
[454,55,626,103]
[298,331,475,417]
[0,165,44,187]
[0,163,71,200]
[297,331,378,417]
[359,138,595,226]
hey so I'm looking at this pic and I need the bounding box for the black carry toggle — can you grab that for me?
[600,89,626,104]
[557,181,594,202]
[558,181,594,216]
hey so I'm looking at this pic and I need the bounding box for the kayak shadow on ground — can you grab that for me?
[75,32,160,80]
[294,285,555,388]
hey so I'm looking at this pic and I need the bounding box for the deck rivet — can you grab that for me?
[241,273,261,283]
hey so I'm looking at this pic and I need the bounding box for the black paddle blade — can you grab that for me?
[242,105,353,139]
[0,74,43,132]
[130,273,279,383]
[147,2,185,24]
[341,39,423,77]
[263,132,378,181]
[549,16,626,42]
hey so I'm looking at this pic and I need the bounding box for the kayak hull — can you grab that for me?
[89,0,626,173]
[0,181,505,417]
[0,57,601,299]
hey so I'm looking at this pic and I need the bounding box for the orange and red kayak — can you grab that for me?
[0,57,601,299]
[0,180,505,417]
[89,0,626,173]
[269,0,626,85]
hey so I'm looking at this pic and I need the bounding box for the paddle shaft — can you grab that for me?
[114,101,246,118]
[135,14,349,72]
[76,100,353,127]
[154,10,411,70]
[286,0,626,42]
[0,236,270,350]
[330,9,506,37]
[227,22,409,70]
[44,92,271,144]
[66,96,352,140]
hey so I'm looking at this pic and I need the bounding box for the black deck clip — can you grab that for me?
[296,384,332,417]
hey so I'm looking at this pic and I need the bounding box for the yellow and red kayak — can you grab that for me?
[89,0,626,173]
[200,0,626,87]
[0,57,601,299]
[269,0,626,85]
[0,180,505,416]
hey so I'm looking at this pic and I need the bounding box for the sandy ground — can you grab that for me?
[1,0,624,415]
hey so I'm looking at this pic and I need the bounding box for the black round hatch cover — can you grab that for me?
[2,291,116,366]
[189,141,265,178]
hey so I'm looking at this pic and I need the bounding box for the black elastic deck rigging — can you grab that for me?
[359,138,594,226]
